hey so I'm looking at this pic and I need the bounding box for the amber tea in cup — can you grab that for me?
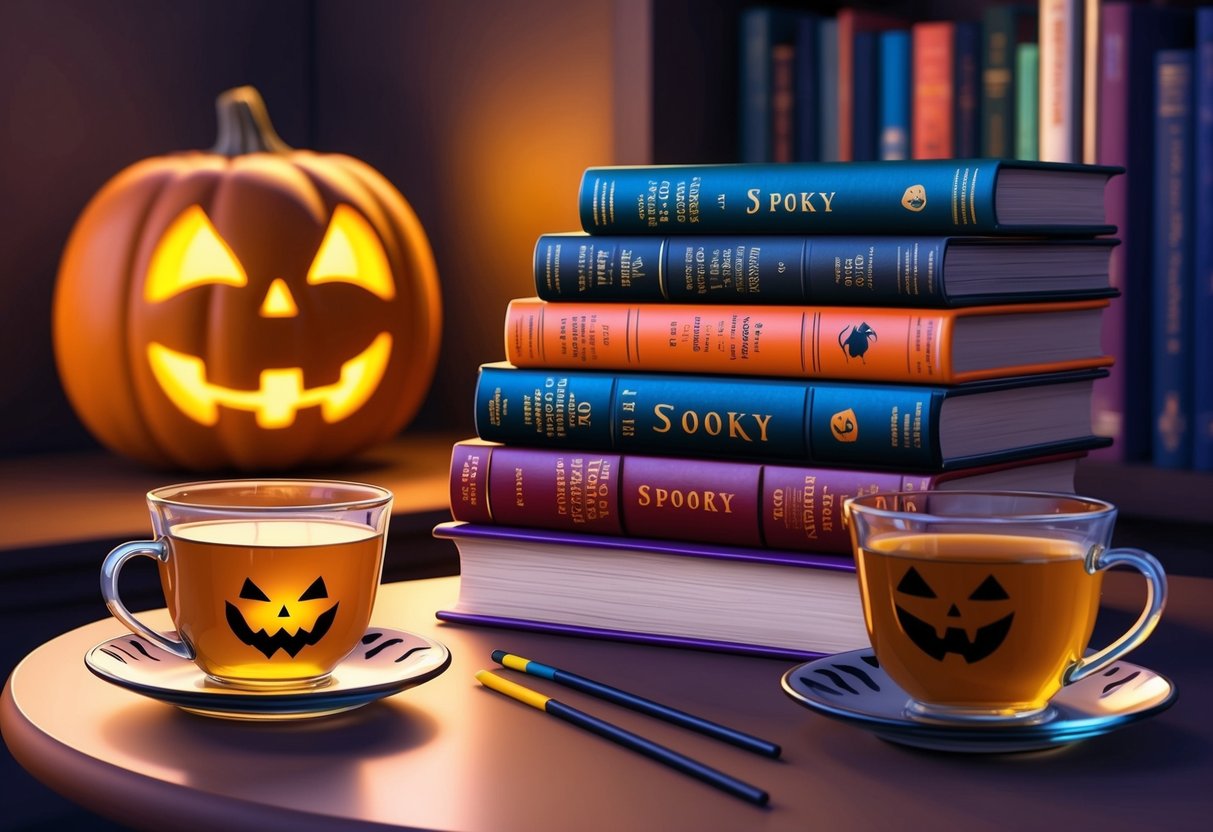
[845,491,1166,723]
[101,479,393,689]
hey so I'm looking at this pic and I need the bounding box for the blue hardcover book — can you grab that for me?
[474,363,1111,471]
[739,8,797,163]
[852,31,880,162]
[1195,11,1213,471]
[531,232,1117,306]
[1152,50,1196,469]
[578,159,1119,235]
[794,13,822,161]
[879,30,911,160]
[818,18,840,161]
[954,22,981,158]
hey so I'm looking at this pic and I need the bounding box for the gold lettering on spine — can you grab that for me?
[650,405,773,442]
[634,485,735,513]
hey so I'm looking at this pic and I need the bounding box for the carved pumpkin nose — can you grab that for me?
[947,604,961,618]
[259,278,299,318]
[278,605,291,618]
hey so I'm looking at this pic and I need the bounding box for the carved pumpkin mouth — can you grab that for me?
[894,606,1014,664]
[146,332,392,429]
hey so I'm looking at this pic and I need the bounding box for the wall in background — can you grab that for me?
[0,0,616,459]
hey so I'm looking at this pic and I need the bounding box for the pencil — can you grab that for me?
[491,649,781,758]
[475,670,770,807]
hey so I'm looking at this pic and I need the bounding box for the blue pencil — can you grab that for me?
[475,670,769,806]
[492,649,781,758]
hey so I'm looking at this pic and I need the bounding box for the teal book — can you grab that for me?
[473,363,1110,471]
[878,30,911,160]
[578,159,1118,235]
[531,232,1117,306]
[1153,50,1196,469]
[1015,43,1040,160]
[739,8,798,163]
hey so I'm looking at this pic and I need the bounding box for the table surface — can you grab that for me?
[4,574,1213,832]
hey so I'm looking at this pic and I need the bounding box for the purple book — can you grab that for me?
[432,521,867,660]
[448,439,1085,555]
[1092,3,1190,461]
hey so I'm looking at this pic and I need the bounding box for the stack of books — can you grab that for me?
[434,158,1119,660]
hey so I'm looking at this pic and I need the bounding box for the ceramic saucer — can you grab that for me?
[781,648,1176,753]
[85,627,451,720]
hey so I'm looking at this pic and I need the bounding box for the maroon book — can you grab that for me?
[448,439,1085,555]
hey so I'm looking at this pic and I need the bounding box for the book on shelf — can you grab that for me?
[1038,0,1085,163]
[794,13,822,162]
[503,297,1111,385]
[474,363,1111,470]
[1091,2,1192,462]
[852,30,881,162]
[911,20,980,160]
[1015,42,1040,160]
[739,7,798,164]
[1152,49,1196,470]
[835,7,903,163]
[532,232,1117,306]
[449,438,1086,556]
[578,159,1119,236]
[1194,9,1213,472]
[981,4,1038,159]
[818,17,840,161]
[879,29,911,161]
[432,521,868,661]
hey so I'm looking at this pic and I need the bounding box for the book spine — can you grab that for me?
[1194,10,1213,471]
[818,19,840,161]
[794,15,821,161]
[533,234,953,305]
[879,30,911,160]
[1039,0,1084,163]
[912,21,955,159]
[1015,43,1040,159]
[852,31,880,162]
[982,6,1036,158]
[503,298,1109,384]
[577,160,1078,235]
[474,365,948,469]
[772,43,796,163]
[739,9,774,163]
[1152,50,1195,469]
[448,440,930,554]
[954,22,981,159]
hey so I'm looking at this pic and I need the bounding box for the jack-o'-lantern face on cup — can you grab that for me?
[845,491,1167,724]
[101,479,392,689]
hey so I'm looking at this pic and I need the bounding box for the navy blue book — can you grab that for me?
[1195,11,1213,471]
[578,159,1120,235]
[531,232,1117,306]
[818,18,840,161]
[474,363,1110,472]
[878,30,911,160]
[954,22,981,158]
[794,13,822,161]
[852,31,880,162]
[1152,50,1196,469]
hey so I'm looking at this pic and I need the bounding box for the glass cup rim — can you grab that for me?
[147,478,393,512]
[845,489,1117,524]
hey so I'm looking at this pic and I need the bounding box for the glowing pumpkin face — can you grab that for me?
[52,87,441,470]
[225,576,338,659]
[893,566,1014,663]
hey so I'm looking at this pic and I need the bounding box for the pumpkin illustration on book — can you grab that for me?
[52,86,441,470]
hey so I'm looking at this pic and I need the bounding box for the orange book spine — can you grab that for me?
[503,298,1111,384]
[912,21,955,160]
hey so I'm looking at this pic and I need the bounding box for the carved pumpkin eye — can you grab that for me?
[968,574,1010,600]
[238,577,270,602]
[306,205,395,300]
[298,576,328,601]
[896,566,936,598]
[145,206,248,301]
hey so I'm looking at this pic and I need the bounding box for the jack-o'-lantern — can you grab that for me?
[226,575,337,659]
[52,87,441,470]
[893,566,1014,663]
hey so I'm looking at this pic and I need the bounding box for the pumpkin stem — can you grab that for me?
[211,86,293,156]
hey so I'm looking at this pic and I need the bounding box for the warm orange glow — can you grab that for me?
[306,205,396,300]
[145,206,248,301]
[146,332,393,429]
[259,278,299,317]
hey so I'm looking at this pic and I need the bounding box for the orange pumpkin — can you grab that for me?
[53,87,441,470]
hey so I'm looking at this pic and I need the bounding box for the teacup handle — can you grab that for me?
[100,540,195,660]
[1063,546,1166,685]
